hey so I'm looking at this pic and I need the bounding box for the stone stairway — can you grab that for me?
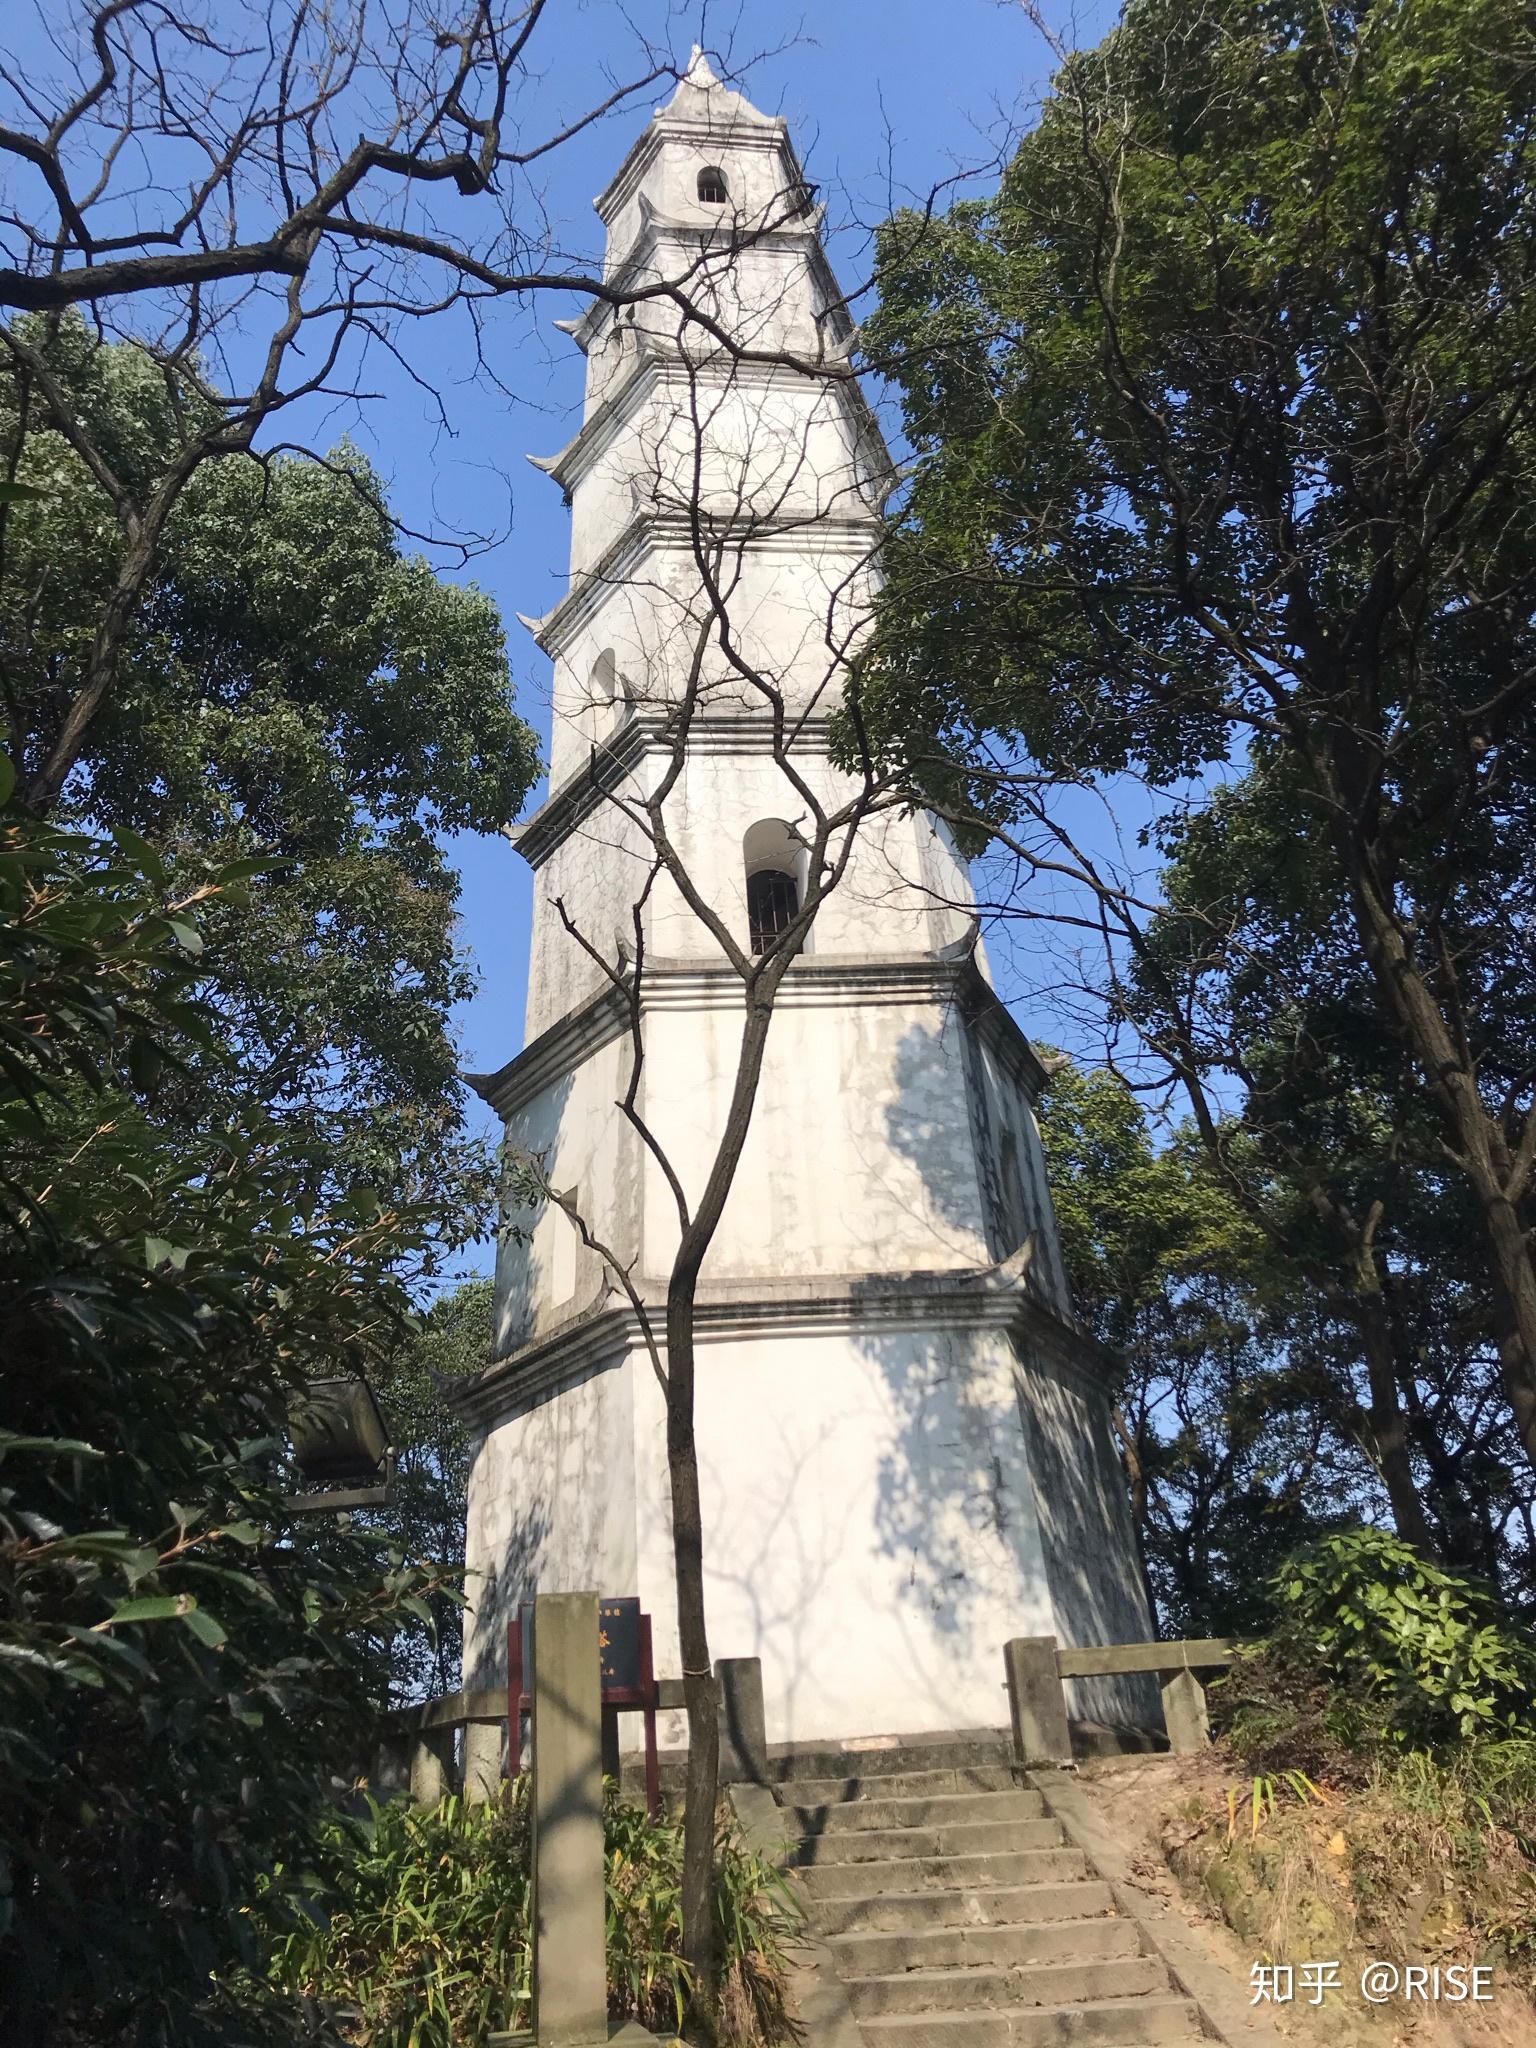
[775,1742,1207,2048]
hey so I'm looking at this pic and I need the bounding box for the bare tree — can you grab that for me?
[0,1,820,810]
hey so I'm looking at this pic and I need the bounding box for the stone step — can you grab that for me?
[801,1849,1088,1900]
[768,1739,1015,1784]
[848,1956,1170,2019]
[827,1916,1142,1980]
[790,1790,1045,1833]
[794,1819,1065,1867]
[856,1994,1202,2048]
[811,1880,1117,1938]
[780,1766,1025,1805]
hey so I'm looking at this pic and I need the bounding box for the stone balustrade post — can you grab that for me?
[463,1719,502,1805]
[1003,1635,1073,1766]
[409,1725,455,1807]
[1160,1667,1211,1754]
[716,1656,768,1785]
[530,1591,609,2046]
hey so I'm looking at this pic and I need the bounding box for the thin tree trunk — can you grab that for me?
[666,1294,722,2040]
[1109,1399,1152,1586]
[1343,1248,1438,1554]
[662,988,782,2040]
[1342,856,1536,1473]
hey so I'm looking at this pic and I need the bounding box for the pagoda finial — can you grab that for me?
[657,42,775,124]
[683,43,720,88]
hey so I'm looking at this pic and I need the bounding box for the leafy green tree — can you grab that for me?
[1,320,540,1243]
[863,0,1536,1478]
[1135,765,1533,1594]
[0,781,457,2045]
[369,1278,491,1702]
[1039,1059,1375,1632]
[0,323,536,2043]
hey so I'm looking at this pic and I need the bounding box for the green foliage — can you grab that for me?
[0,310,532,2047]
[1189,1532,1536,1989]
[1038,1057,1262,1358]
[267,1794,529,2047]
[366,1280,490,1701]
[1132,754,1533,1600]
[1038,1058,1374,1634]
[1220,1530,1536,1775]
[0,317,541,1242]
[268,1785,804,2048]
[862,0,1536,1600]
[865,0,1536,799]
[0,789,452,2046]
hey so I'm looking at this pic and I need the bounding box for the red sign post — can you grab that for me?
[507,1598,661,1817]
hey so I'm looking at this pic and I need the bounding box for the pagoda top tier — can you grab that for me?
[592,47,815,276]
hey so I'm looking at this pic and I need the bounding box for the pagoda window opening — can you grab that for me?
[747,868,798,952]
[743,816,807,953]
[698,165,729,205]
[590,647,631,730]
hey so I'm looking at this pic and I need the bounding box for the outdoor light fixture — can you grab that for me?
[285,1375,395,1513]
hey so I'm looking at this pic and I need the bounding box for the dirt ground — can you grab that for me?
[1071,1754,1536,2048]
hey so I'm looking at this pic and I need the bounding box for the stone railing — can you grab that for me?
[376,1657,767,1805]
[1003,1634,1243,1763]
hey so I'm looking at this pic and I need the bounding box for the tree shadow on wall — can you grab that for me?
[464,1493,554,1693]
[861,1018,1157,1730]
[697,1404,863,1739]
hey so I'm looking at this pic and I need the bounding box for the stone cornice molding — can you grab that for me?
[508,706,839,869]
[528,346,872,506]
[449,1274,1110,1433]
[517,505,883,657]
[573,208,849,361]
[465,947,1049,1120]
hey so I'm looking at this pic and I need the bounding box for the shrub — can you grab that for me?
[267,1782,803,2048]
[1216,1528,1536,1775]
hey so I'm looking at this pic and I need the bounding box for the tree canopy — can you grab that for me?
[1,319,540,1246]
[0,327,536,2041]
[863,0,1536,1508]
[0,788,455,2045]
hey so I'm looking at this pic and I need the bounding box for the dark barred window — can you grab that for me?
[747,868,798,952]
[698,166,729,205]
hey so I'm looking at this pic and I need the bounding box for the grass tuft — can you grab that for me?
[262,1779,804,2048]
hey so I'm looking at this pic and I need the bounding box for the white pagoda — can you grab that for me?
[457,52,1151,1744]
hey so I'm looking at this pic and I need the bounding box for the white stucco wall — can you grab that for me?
[463,1348,639,1692]
[493,1029,638,1353]
[635,991,994,1282]
[542,538,880,792]
[521,746,969,1040]
[465,1318,1069,1744]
